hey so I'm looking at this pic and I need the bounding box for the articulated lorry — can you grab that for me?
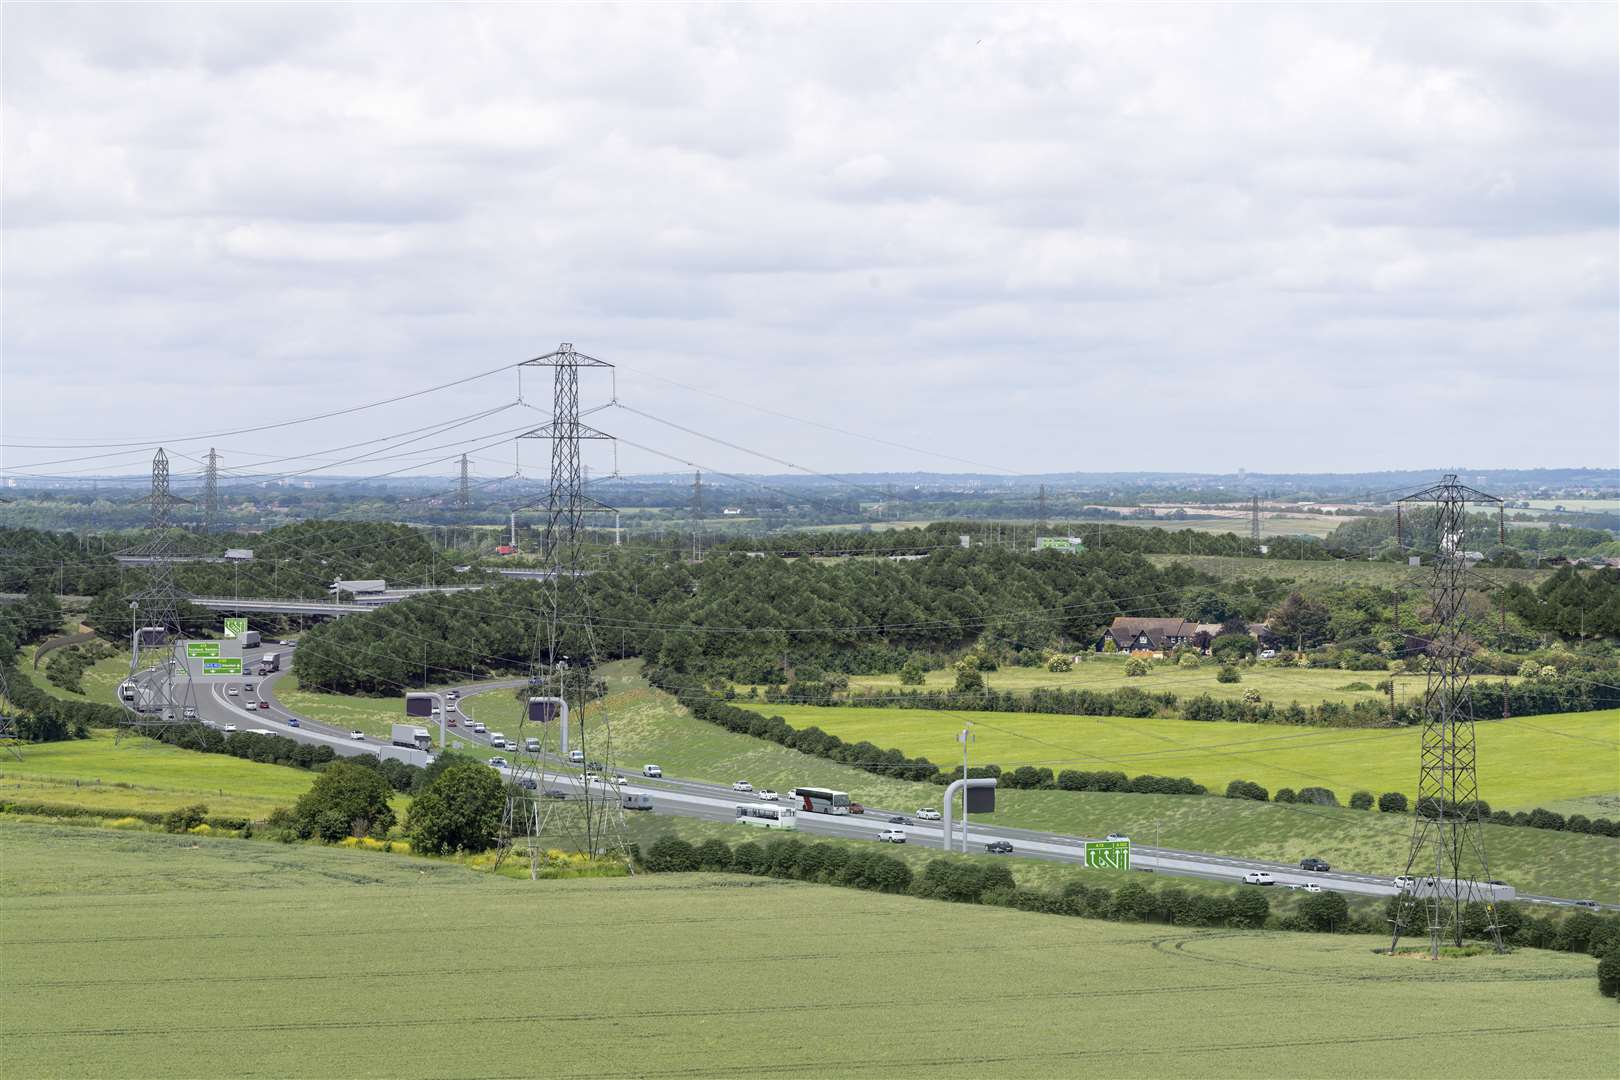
[391,724,433,752]
[257,652,281,676]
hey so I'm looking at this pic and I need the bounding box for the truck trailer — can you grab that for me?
[391,724,433,752]
[257,652,281,676]
[241,630,262,649]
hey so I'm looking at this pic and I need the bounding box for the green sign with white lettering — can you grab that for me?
[223,618,247,639]
[202,658,243,675]
[1086,840,1130,871]
[186,642,221,658]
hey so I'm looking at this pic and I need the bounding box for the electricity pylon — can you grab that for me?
[1388,474,1507,958]
[117,448,198,744]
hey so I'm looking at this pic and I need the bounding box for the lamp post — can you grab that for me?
[956,722,974,853]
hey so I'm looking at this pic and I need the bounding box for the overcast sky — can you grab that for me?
[3,3,1616,485]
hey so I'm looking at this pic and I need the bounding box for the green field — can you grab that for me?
[740,702,1620,811]
[843,653,1431,708]
[2,818,1613,1079]
[0,730,318,820]
[1142,553,1553,587]
[273,674,492,754]
[19,641,133,705]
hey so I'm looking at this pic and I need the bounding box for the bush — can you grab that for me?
[1109,882,1154,922]
[695,838,734,871]
[1241,688,1262,704]
[1273,788,1296,804]
[161,803,208,833]
[899,660,927,686]
[1378,791,1409,814]
[1298,890,1351,932]
[1047,654,1073,673]
[730,841,767,875]
[1177,652,1201,668]
[1295,787,1338,807]
[404,762,505,855]
[1527,807,1567,832]
[1349,790,1375,811]
[291,760,396,841]
[1215,665,1241,684]
[1599,944,1620,999]
[644,836,700,873]
[1124,657,1149,677]
[1225,779,1269,802]
[952,661,985,693]
[1229,890,1270,928]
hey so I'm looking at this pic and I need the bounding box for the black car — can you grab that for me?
[516,777,538,791]
[543,789,569,800]
[888,816,912,825]
[1300,857,1331,872]
[985,840,1014,854]
[587,760,605,771]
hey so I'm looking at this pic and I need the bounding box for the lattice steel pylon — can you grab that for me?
[117,448,199,744]
[498,345,628,875]
[458,453,470,512]
[203,448,220,532]
[0,661,24,761]
[1388,474,1506,958]
[1250,496,1260,544]
[690,470,704,562]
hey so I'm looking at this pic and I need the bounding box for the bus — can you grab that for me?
[792,787,850,815]
[735,804,797,830]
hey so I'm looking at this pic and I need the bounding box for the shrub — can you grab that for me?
[1102,637,1119,653]
[291,760,396,840]
[730,841,767,875]
[1599,944,1620,999]
[1215,665,1241,684]
[952,661,985,693]
[1229,890,1270,928]
[161,804,208,833]
[1124,657,1149,678]
[1241,688,1262,704]
[644,836,700,873]
[695,838,734,871]
[1298,890,1351,932]
[1109,882,1155,922]
[1527,808,1567,832]
[1225,779,1269,802]
[1273,788,1296,804]
[1378,791,1409,814]
[404,761,505,855]
[1177,652,1201,669]
[899,660,927,686]
[1295,787,1338,807]
[1046,654,1073,673]
[1349,790,1375,811]
[1565,815,1592,835]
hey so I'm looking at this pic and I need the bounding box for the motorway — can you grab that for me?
[155,654,1614,910]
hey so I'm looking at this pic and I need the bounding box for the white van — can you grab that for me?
[568,748,585,764]
[642,764,663,778]
[490,732,506,749]
[472,722,486,734]
[525,737,541,753]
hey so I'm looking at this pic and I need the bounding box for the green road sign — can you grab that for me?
[186,642,221,658]
[202,658,243,675]
[1086,840,1130,871]
[223,618,247,639]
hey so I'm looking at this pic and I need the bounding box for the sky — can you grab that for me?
[2,3,1616,486]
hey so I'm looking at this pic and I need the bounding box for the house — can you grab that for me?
[1099,617,1198,655]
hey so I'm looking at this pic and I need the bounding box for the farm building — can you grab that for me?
[1098,617,1198,655]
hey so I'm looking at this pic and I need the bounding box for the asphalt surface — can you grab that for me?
[157,653,1612,911]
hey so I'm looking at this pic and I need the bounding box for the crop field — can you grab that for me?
[1142,553,1553,587]
[741,703,1620,811]
[844,654,1431,708]
[0,730,317,819]
[2,818,1613,1080]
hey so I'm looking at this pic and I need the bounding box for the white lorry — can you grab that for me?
[391,724,432,752]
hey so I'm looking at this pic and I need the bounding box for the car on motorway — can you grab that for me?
[490,732,507,748]
[849,803,865,815]
[517,777,538,791]
[878,828,907,843]
[588,760,605,771]
[183,706,197,720]
[1300,857,1331,872]
[349,730,365,740]
[243,682,254,692]
[258,701,269,710]
[287,717,299,727]
[488,757,509,768]
[888,816,912,826]
[279,640,295,647]
[1105,833,1130,843]
[916,807,941,821]
[568,749,585,764]
[241,699,254,709]
[472,722,487,734]
[525,737,540,753]
[1573,900,1601,911]
[544,788,568,800]
[732,780,753,793]
[226,686,239,696]
[1302,883,1323,893]
[985,840,1014,855]
[223,724,237,734]
[1393,875,1418,891]
[757,789,779,801]
[643,764,662,778]
[1243,871,1276,886]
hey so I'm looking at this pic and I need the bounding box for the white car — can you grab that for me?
[877,828,907,843]
[226,686,239,696]
[1243,871,1276,886]
[349,730,365,740]
[1105,833,1130,843]
[1394,875,1417,891]
[584,772,603,785]
[756,789,779,801]
[472,722,487,734]
[488,757,509,769]
[1302,883,1323,893]
[223,724,237,734]
[916,807,941,821]
[1259,649,1277,659]
[732,780,753,793]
